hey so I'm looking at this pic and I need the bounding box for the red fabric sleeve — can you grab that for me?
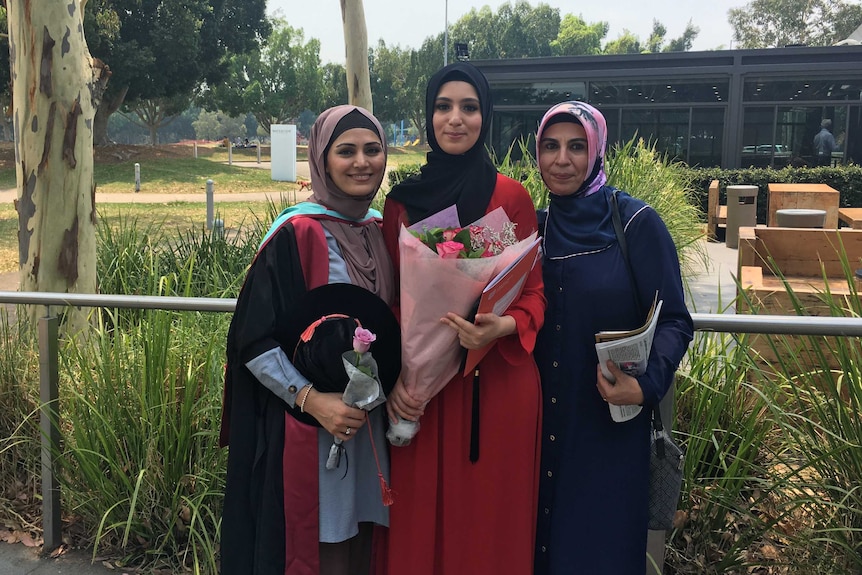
[487,174,547,365]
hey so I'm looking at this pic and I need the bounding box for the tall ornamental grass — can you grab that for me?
[3,142,862,573]
[56,308,228,572]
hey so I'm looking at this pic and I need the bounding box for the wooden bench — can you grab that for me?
[737,226,862,368]
[706,179,726,241]
[838,207,862,229]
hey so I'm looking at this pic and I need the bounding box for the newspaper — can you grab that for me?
[594,294,662,423]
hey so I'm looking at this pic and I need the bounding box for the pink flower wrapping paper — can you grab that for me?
[396,206,539,407]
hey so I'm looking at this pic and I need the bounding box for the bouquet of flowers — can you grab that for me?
[386,206,538,447]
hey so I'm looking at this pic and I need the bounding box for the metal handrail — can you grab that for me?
[3,289,862,551]
[5,290,862,335]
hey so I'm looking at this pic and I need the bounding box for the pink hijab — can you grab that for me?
[536,101,608,198]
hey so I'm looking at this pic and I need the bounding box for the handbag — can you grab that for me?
[610,190,685,531]
[647,408,685,530]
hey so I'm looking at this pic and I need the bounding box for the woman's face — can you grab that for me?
[431,80,482,155]
[325,127,386,197]
[538,121,590,196]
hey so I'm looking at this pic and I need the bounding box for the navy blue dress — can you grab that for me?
[534,187,693,575]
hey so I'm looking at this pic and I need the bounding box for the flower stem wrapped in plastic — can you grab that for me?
[386,206,538,446]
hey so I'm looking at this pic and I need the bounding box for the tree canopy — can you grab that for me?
[552,14,609,56]
[728,0,862,48]
[206,20,323,134]
[449,2,561,59]
[84,0,269,144]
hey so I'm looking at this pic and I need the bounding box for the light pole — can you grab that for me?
[444,0,448,66]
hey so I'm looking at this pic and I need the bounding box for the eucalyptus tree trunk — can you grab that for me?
[7,0,108,332]
[340,0,373,112]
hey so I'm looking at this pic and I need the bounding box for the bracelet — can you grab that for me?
[299,384,313,413]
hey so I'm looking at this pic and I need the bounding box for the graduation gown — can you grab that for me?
[381,174,545,575]
[220,207,387,575]
[533,187,693,575]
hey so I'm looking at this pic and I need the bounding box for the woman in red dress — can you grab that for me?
[382,62,545,575]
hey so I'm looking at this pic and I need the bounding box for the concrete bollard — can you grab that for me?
[206,179,214,230]
[194,140,198,159]
[257,142,261,164]
[134,163,141,192]
[228,143,233,165]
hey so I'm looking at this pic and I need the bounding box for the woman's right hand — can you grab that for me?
[386,376,425,424]
[302,389,366,442]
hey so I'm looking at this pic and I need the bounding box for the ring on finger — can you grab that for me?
[345,427,351,436]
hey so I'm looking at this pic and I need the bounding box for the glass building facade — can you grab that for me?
[474,46,862,168]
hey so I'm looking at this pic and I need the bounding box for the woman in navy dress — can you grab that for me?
[533,101,693,574]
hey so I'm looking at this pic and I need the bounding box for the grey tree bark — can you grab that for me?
[7,0,108,331]
[340,0,373,112]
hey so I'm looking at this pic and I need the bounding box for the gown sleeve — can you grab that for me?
[487,175,547,365]
[225,219,331,431]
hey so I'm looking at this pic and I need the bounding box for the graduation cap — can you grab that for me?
[282,283,400,425]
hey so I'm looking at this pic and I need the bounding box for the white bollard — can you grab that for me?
[206,179,214,229]
[228,143,233,165]
[134,163,141,192]
[194,140,198,159]
[257,142,261,164]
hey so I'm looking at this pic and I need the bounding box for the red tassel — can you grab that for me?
[379,474,395,507]
[299,313,350,342]
[365,413,394,506]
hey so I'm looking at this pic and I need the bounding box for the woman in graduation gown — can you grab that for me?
[532,101,693,574]
[220,105,395,575]
[382,62,546,575]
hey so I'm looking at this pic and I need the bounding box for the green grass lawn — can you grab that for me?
[0,144,427,195]
[0,144,428,272]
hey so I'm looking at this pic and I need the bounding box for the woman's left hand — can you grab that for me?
[441,312,516,350]
[596,361,645,406]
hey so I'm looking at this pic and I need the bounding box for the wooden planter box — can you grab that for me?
[737,226,862,368]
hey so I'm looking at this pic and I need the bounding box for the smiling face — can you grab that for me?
[538,120,590,196]
[431,80,483,155]
[325,128,386,197]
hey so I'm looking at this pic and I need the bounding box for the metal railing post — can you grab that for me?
[206,179,214,230]
[38,314,61,552]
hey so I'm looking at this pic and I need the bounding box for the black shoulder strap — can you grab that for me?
[610,190,643,319]
[609,190,664,437]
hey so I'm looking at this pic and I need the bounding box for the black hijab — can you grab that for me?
[387,62,498,226]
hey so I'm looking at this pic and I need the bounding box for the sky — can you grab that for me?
[266,0,744,64]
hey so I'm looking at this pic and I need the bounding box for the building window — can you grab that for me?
[689,108,724,168]
[621,108,690,162]
[744,78,862,102]
[590,79,728,104]
[493,82,587,106]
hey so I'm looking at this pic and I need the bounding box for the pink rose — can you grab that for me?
[442,228,461,241]
[436,241,464,259]
[353,327,376,354]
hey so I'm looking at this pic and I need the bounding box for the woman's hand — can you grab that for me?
[302,388,366,442]
[386,376,425,423]
[441,312,516,350]
[596,361,645,406]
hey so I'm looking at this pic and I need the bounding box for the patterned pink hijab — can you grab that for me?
[536,101,608,198]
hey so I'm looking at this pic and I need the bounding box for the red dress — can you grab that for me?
[382,174,545,575]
